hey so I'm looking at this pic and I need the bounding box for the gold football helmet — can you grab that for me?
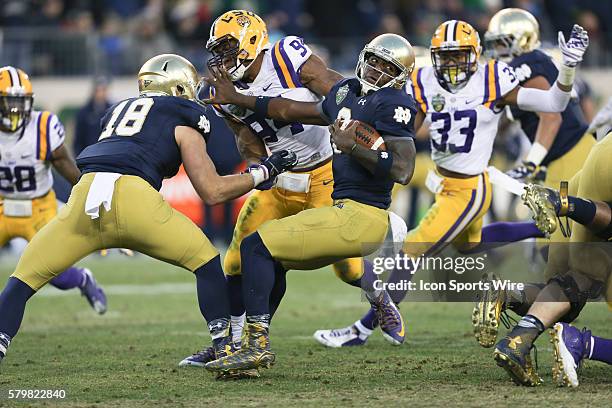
[356,33,415,95]
[0,66,33,133]
[430,20,481,93]
[138,54,199,100]
[485,8,540,61]
[206,10,269,81]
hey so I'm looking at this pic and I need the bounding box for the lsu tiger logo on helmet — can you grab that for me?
[430,20,481,93]
[206,10,269,81]
[484,8,541,61]
[0,66,33,133]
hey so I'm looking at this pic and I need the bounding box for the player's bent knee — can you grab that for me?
[548,272,604,323]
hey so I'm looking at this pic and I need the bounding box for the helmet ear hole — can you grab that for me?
[176,84,185,96]
[249,35,257,45]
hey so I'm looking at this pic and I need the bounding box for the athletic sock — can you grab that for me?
[230,313,245,346]
[226,274,244,317]
[513,314,546,348]
[461,222,545,254]
[589,335,612,364]
[0,332,10,359]
[358,308,378,331]
[240,232,275,318]
[49,267,86,290]
[193,255,230,323]
[354,319,373,340]
[0,277,36,339]
[566,196,597,225]
[269,263,287,318]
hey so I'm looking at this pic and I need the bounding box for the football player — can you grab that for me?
[0,54,297,365]
[309,20,589,348]
[493,131,612,386]
[179,9,365,367]
[486,8,595,189]
[201,33,418,376]
[0,66,106,314]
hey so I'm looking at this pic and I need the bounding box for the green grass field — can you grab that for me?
[0,254,610,407]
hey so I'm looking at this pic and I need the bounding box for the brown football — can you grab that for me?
[348,120,386,151]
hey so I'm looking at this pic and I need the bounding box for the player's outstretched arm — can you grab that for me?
[506,76,562,181]
[330,120,416,185]
[50,144,81,185]
[201,68,328,125]
[502,24,589,113]
[176,126,297,205]
[298,54,345,97]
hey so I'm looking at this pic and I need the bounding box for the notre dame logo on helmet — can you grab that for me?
[432,93,446,112]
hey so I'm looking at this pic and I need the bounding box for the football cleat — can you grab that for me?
[205,323,275,377]
[472,273,507,348]
[550,322,591,387]
[80,268,107,314]
[522,184,563,237]
[494,335,542,386]
[370,292,405,345]
[313,325,368,348]
[178,345,216,367]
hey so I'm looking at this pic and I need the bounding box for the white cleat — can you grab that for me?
[313,325,368,348]
[551,323,580,387]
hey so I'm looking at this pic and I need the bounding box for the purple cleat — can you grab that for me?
[371,292,405,345]
[80,268,107,315]
[550,322,591,387]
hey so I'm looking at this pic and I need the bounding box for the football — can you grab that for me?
[346,119,387,151]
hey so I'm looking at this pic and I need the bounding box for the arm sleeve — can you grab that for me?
[516,83,571,113]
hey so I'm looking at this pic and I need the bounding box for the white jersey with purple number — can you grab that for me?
[213,36,332,170]
[0,110,65,199]
[408,60,519,175]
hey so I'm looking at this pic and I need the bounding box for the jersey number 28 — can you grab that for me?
[99,98,155,140]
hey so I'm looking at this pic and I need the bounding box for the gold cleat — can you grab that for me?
[205,322,275,378]
[493,337,542,387]
[522,184,559,237]
[472,273,506,348]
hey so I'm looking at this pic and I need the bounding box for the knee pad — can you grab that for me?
[548,273,603,323]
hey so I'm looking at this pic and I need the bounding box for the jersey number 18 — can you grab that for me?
[99,98,155,140]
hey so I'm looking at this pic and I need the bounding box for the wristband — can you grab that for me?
[525,142,548,166]
[374,151,393,178]
[558,64,576,88]
[250,166,268,186]
[254,96,272,118]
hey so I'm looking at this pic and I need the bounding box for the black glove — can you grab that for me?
[261,150,298,178]
[507,161,547,182]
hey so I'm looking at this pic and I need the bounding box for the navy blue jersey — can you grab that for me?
[509,50,589,165]
[320,78,417,209]
[77,96,211,190]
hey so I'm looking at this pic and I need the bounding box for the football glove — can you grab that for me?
[507,161,547,183]
[261,150,298,178]
[558,24,589,67]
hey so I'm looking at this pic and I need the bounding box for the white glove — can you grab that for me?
[588,97,612,134]
[558,24,589,67]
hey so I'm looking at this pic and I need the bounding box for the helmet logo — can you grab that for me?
[236,16,250,27]
[432,94,446,112]
[142,79,153,87]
